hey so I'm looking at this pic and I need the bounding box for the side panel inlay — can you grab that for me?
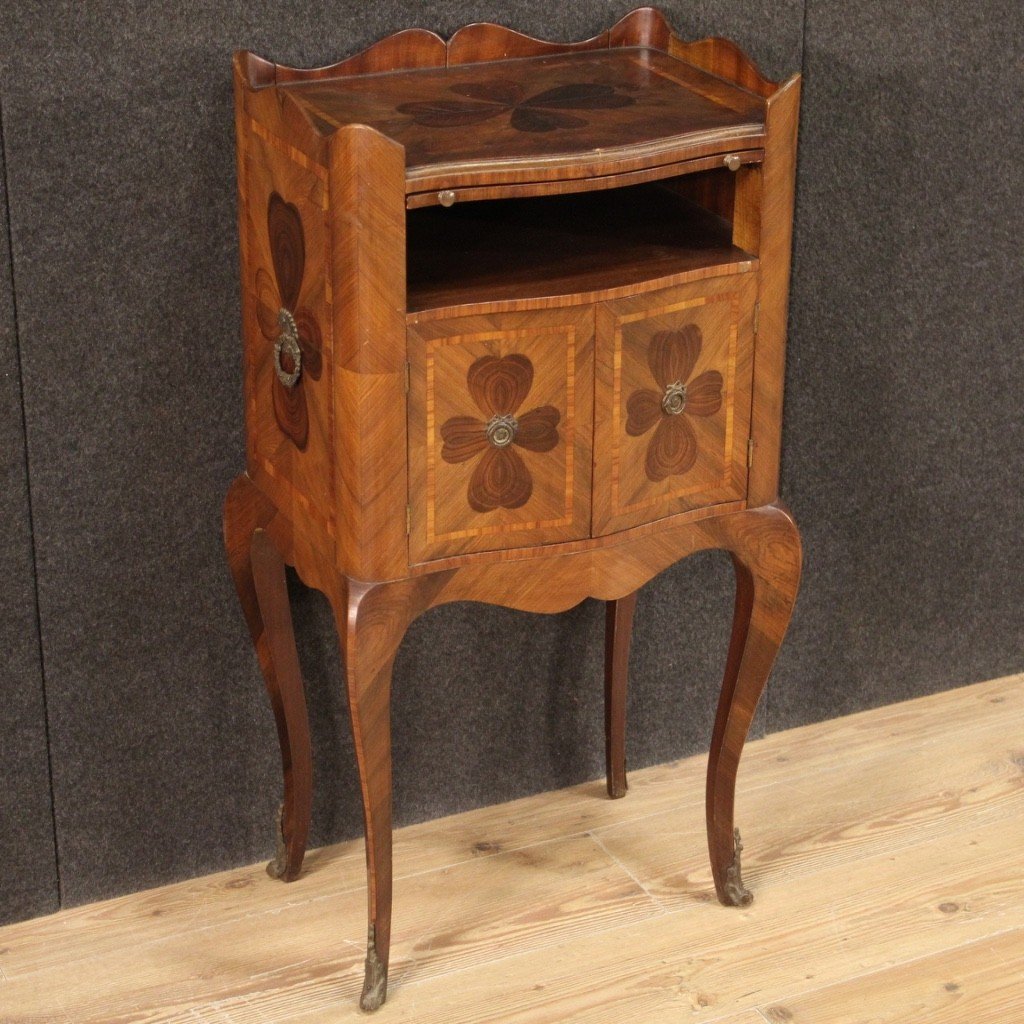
[243,124,334,539]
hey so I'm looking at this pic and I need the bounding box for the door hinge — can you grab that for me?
[747,438,755,468]
[406,503,411,535]
[753,301,760,337]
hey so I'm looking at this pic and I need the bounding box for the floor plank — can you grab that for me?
[4,670,1020,984]
[0,835,661,1022]
[369,817,1024,1024]
[0,672,1020,1024]
[593,715,1024,908]
[3,672,1020,983]
[760,929,1024,1023]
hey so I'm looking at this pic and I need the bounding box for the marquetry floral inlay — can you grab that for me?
[625,324,723,482]
[255,192,323,450]
[397,81,635,133]
[440,355,560,512]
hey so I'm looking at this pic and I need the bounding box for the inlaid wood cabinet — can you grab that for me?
[224,7,803,1011]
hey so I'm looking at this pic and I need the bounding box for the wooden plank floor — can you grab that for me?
[1,672,1022,1023]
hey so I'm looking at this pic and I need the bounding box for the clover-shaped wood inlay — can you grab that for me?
[440,355,560,512]
[397,80,635,134]
[255,193,323,450]
[625,324,723,482]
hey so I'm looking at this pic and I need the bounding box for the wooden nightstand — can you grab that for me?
[224,7,802,1010]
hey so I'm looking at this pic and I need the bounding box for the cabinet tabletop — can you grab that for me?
[279,47,765,193]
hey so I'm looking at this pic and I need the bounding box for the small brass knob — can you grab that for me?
[485,413,518,448]
[661,381,687,416]
[724,154,742,172]
[438,189,456,207]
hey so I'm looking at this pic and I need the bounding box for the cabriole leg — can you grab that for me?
[333,579,414,1012]
[250,529,313,881]
[604,591,638,798]
[705,505,802,906]
[223,476,313,883]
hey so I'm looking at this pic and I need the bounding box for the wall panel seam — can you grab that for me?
[766,0,809,740]
[800,0,809,68]
[0,92,63,907]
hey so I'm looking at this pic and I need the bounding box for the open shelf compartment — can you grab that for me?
[406,175,756,315]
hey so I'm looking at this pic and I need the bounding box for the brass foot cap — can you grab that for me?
[266,802,291,880]
[360,925,388,1012]
[721,827,754,907]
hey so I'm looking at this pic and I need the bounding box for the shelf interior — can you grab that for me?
[406,180,755,315]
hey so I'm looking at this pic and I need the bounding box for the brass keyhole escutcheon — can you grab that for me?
[485,413,518,448]
[661,381,687,416]
[274,308,302,388]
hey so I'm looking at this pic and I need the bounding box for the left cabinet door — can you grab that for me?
[408,307,594,562]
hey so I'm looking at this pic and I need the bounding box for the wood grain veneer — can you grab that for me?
[408,306,594,561]
[226,7,802,1011]
[279,47,765,196]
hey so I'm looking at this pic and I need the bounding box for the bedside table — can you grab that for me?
[223,7,802,1010]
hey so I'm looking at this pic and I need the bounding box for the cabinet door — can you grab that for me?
[593,273,756,536]
[408,307,594,562]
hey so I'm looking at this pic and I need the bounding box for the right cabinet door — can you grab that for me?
[593,273,757,536]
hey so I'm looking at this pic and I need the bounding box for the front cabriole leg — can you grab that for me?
[331,577,425,1012]
[705,504,802,906]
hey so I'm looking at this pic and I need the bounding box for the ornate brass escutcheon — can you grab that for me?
[274,308,302,388]
[661,380,687,416]
[485,413,518,448]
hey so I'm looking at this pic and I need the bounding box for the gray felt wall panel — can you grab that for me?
[0,0,1020,923]
[766,0,1024,731]
[0,107,59,925]
[0,1,802,913]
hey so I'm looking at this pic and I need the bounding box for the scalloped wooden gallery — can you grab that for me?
[224,7,802,1010]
